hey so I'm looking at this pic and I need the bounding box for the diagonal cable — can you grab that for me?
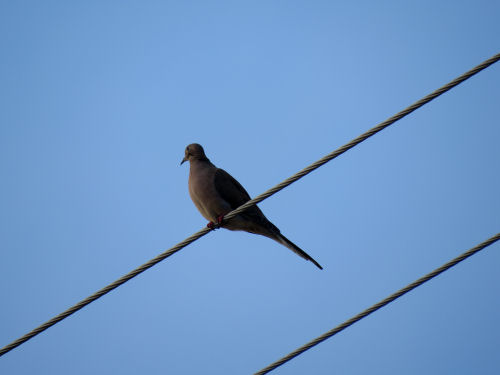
[253,232,500,375]
[1,52,499,357]
[224,52,500,221]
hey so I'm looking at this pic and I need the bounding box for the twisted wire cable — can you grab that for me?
[0,52,498,358]
[253,232,500,375]
[225,52,500,221]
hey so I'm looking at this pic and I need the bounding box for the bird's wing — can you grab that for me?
[212,165,322,270]
[214,168,280,232]
[214,168,252,209]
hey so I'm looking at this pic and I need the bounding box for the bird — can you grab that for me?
[181,143,323,270]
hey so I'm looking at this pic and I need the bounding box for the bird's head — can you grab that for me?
[181,143,207,165]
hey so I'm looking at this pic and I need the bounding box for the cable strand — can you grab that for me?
[225,52,500,220]
[253,232,500,375]
[0,52,498,357]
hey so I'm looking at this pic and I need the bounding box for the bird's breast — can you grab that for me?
[188,162,230,222]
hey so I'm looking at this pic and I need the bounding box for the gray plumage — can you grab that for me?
[181,143,322,270]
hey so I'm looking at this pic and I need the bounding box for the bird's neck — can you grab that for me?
[189,158,213,171]
[191,155,210,163]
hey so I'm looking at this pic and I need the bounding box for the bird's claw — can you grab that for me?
[207,215,224,230]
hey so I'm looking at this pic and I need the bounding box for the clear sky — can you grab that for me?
[1,1,499,374]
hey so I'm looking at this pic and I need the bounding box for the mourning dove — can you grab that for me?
[181,143,323,270]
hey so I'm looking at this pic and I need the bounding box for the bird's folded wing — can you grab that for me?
[214,168,280,233]
[214,168,252,209]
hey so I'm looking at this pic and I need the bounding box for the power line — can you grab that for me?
[253,232,500,375]
[223,52,500,222]
[1,52,499,358]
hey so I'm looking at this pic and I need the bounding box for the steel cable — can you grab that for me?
[0,52,498,357]
[253,232,500,374]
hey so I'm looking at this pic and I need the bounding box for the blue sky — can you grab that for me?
[1,1,499,374]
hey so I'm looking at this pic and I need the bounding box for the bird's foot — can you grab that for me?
[207,215,224,230]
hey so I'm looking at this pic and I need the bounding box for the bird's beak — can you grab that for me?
[180,156,188,165]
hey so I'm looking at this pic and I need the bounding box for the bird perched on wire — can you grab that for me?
[181,143,322,270]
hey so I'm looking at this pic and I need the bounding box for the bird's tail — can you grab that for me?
[275,233,323,270]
